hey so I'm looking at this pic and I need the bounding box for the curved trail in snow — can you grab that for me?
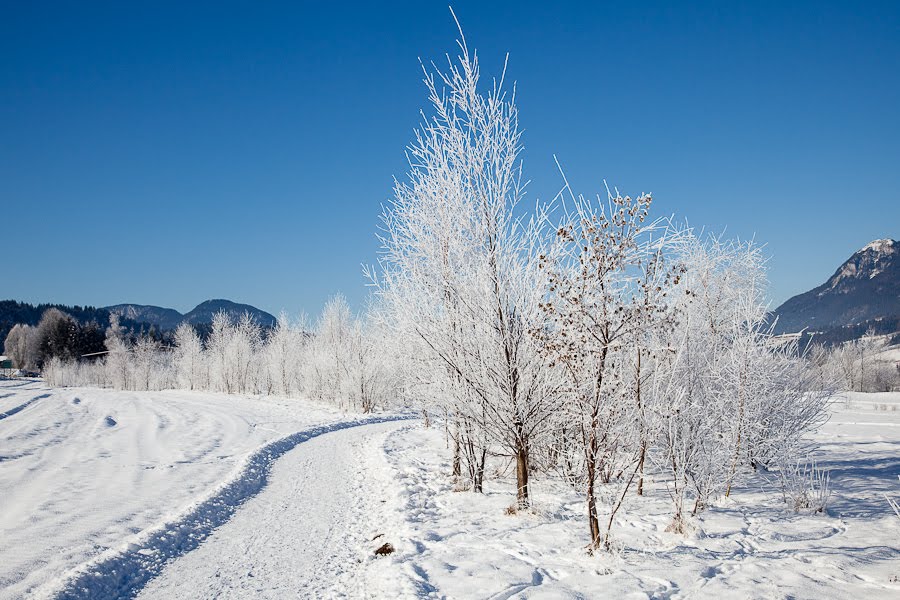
[53,417,409,599]
[0,392,50,421]
[135,420,411,599]
[0,384,355,599]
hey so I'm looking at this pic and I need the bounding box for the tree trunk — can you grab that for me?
[474,447,486,493]
[635,350,646,496]
[452,421,462,478]
[515,440,530,510]
[514,419,530,509]
[725,370,746,498]
[586,432,601,550]
[636,441,647,496]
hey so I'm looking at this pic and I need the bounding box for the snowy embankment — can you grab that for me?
[367,392,900,599]
[0,379,401,599]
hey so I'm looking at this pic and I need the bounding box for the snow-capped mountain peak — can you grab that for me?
[771,237,899,335]
[827,238,898,288]
[859,238,895,254]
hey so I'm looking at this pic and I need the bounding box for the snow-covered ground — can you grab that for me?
[2,381,899,599]
[370,391,900,599]
[136,420,407,599]
[0,380,390,599]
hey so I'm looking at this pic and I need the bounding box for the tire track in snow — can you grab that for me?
[0,393,51,421]
[53,415,410,600]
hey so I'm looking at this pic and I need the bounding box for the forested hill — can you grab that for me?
[106,299,277,331]
[0,300,143,346]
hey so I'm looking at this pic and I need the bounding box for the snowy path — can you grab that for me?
[0,381,356,599]
[134,420,408,599]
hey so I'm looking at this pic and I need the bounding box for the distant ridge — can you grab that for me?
[106,299,277,331]
[771,238,900,339]
[183,299,277,328]
[104,304,184,331]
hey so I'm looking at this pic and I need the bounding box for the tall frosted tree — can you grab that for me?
[375,22,560,508]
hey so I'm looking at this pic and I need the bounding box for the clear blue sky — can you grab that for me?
[3,1,898,317]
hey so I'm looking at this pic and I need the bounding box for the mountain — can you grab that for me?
[183,299,277,329]
[106,299,277,331]
[772,239,900,336]
[106,304,184,331]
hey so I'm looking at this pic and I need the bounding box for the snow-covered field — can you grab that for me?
[2,381,898,599]
[372,392,900,599]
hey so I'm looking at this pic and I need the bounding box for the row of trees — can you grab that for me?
[808,331,900,393]
[4,308,106,371]
[370,32,833,551]
[0,300,125,346]
[44,297,400,414]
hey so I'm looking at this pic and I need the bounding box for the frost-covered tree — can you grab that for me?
[4,323,32,369]
[104,313,131,390]
[647,234,830,530]
[263,312,307,397]
[304,297,401,412]
[173,323,206,390]
[132,335,163,391]
[345,312,397,413]
[28,308,79,368]
[206,311,262,395]
[654,236,770,526]
[306,295,353,405]
[374,23,560,508]
[536,183,679,549]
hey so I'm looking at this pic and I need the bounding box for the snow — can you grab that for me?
[2,381,899,598]
[136,420,408,599]
[859,239,896,254]
[369,392,900,598]
[0,380,350,598]
[875,345,900,364]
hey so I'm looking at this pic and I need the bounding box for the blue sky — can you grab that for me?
[2,1,898,317]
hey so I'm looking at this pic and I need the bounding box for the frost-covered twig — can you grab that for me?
[887,476,900,523]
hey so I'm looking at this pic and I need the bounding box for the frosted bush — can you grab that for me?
[778,458,831,514]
